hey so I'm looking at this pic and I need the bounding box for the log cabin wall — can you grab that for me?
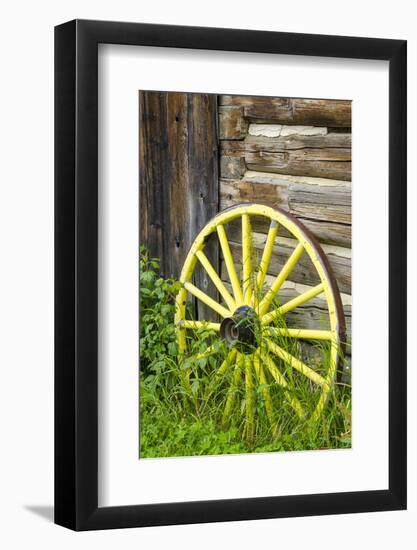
[218,95,352,365]
[140,91,352,370]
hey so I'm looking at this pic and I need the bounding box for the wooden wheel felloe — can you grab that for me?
[175,203,346,433]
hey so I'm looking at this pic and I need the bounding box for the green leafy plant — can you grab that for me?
[139,244,182,377]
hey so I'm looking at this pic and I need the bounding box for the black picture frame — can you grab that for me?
[55,19,407,531]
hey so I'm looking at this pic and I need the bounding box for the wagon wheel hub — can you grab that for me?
[220,306,260,354]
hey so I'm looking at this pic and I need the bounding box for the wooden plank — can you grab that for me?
[139,91,167,265]
[221,133,352,153]
[139,91,219,320]
[297,218,351,248]
[219,106,247,139]
[166,92,190,277]
[187,94,220,320]
[220,173,351,246]
[220,96,351,127]
[289,182,351,224]
[244,150,351,181]
[220,179,351,224]
[220,178,290,213]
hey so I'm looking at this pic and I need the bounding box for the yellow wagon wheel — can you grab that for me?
[175,203,345,436]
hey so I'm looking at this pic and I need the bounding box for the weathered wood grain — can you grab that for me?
[289,182,351,224]
[296,218,351,248]
[221,177,289,211]
[220,156,246,179]
[220,96,351,127]
[244,150,351,181]
[221,133,352,153]
[220,133,351,180]
[220,172,351,245]
[219,106,247,139]
[139,91,219,319]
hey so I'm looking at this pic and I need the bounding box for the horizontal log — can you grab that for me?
[296,218,351,249]
[221,133,352,153]
[289,182,351,224]
[219,96,351,127]
[244,150,351,181]
[219,106,247,139]
[223,231,351,295]
[220,172,351,243]
[221,176,289,209]
[220,196,351,247]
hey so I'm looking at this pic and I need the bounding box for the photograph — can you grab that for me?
[139,91,352,458]
[0,2,409,543]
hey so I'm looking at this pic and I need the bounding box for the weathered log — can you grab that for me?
[220,199,351,248]
[296,218,351,249]
[219,96,351,127]
[289,182,351,224]
[221,176,289,209]
[244,150,351,181]
[220,173,351,245]
[221,133,352,153]
[219,106,247,140]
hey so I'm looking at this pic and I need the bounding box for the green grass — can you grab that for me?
[139,246,351,458]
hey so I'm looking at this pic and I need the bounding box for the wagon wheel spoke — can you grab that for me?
[183,281,232,318]
[217,224,244,306]
[196,249,236,311]
[216,348,237,377]
[258,243,304,316]
[268,327,334,341]
[266,338,328,388]
[254,220,279,306]
[261,283,325,325]
[259,350,304,418]
[242,214,253,305]
[244,354,255,441]
[193,345,215,361]
[312,341,339,420]
[177,343,217,392]
[253,352,275,427]
[222,353,244,425]
[178,320,220,331]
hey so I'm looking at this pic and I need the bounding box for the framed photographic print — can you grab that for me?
[55,20,407,530]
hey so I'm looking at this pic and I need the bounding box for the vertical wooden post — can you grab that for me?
[139,91,219,320]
